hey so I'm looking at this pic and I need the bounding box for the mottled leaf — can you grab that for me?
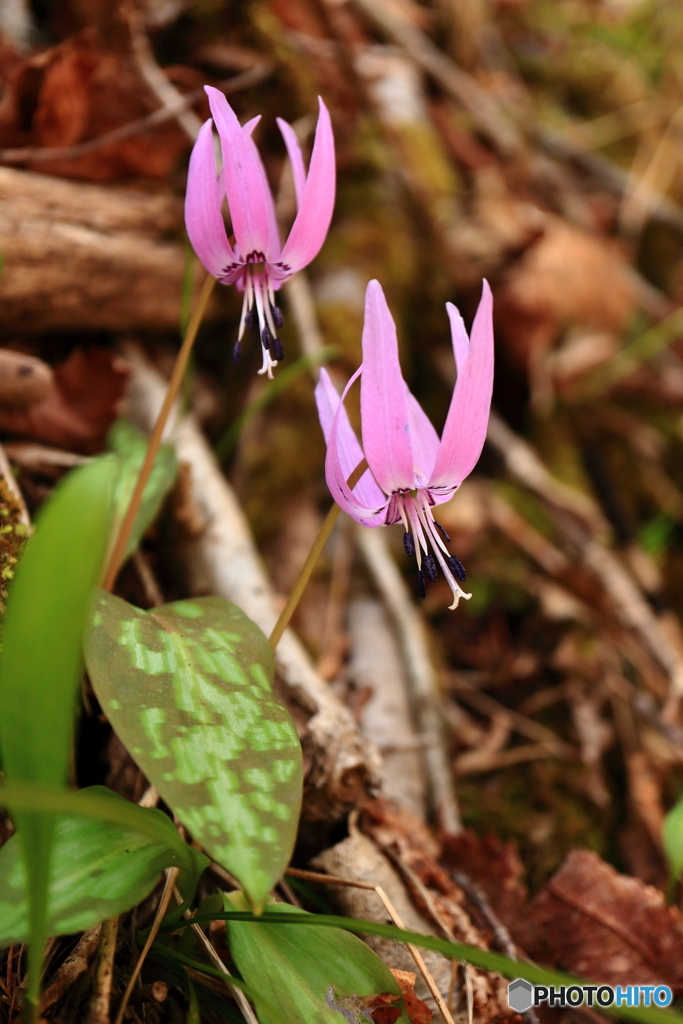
[0,786,209,947]
[84,592,302,906]
[108,418,178,560]
[224,893,408,1024]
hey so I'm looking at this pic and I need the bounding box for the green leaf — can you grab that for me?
[224,893,408,1024]
[663,796,683,879]
[0,456,118,1008]
[84,592,303,906]
[107,419,178,561]
[179,910,683,1024]
[0,786,209,947]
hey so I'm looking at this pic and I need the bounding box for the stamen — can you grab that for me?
[261,326,271,350]
[271,338,284,362]
[232,341,242,364]
[446,555,467,581]
[272,305,284,329]
[403,531,415,556]
[417,570,426,599]
[434,520,451,543]
[423,555,438,582]
[244,309,254,331]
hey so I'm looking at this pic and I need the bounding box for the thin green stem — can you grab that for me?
[269,459,367,650]
[102,275,216,592]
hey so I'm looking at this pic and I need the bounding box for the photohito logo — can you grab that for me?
[507,980,673,1013]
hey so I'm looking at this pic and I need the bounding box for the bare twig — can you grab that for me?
[41,926,102,1014]
[172,887,260,1024]
[375,885,456,1024]
[112,868,179,1024]
[86,916,119,1024]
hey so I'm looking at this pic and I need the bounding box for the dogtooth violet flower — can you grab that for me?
[315,279,494,609]
[185,86,335,378]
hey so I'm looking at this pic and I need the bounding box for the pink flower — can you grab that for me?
[185,87,335,377]
[315,280,494,608]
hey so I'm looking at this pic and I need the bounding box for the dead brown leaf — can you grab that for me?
[367,970,432,1024]
[440,829,528,941]
[0,30,198,180]
[0,348,129,453]
[495,220,636,374]
[528,849,683,988]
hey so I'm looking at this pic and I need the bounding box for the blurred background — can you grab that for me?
[1,0,683,920]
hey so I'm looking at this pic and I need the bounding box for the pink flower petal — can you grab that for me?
[315,369,386,509]
[360,280,416,494]
[244,130,282,260]
[205,86,271,262]
[324,367,390,526]
[185,117,241,281]
[275,97,335,277]
[406,388,440,485]
[276,117,307,210]
[429,281,494,489]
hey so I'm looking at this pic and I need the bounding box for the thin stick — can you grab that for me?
[374,886,456,1024]
[172,888,260,1024]
[285,866,377,890]
[112,868,179,1024]
[102,275,215,591]
[268,459,367,650]
[86,916,119,1024]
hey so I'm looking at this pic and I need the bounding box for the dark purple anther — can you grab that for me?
[403,531,415,556]
[417,569,426,599]
[272,338,284,362]
[232,341,242,364]
[261,326,271,350]
[244,309,254,331]
[446,555,467,581]
[272,305,284,329]
[423,555,438,582]
[435,520,451,543]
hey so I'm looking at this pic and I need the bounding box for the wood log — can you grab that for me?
[0,167,208,334]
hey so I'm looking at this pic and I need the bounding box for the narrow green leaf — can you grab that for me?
[180,911,683,1024]
[0,456,118,1009]
[107,419,178,561]
[0,786,208,947]
[224,893,408,1024]
[663,796,683,879]
[84,592,303,906]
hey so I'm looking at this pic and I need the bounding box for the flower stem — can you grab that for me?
[102,274,216,592]
[269,459,367,650]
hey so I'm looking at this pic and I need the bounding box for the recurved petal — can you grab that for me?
[275,97,335,276]
[185,117,240,280]
[360,280,416,494]
[429,280,494,489]
[276,118,306,210]
[324,368,390,526]
[205,86,271,261]
[315,369,386,509]
[244,132,282,260]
